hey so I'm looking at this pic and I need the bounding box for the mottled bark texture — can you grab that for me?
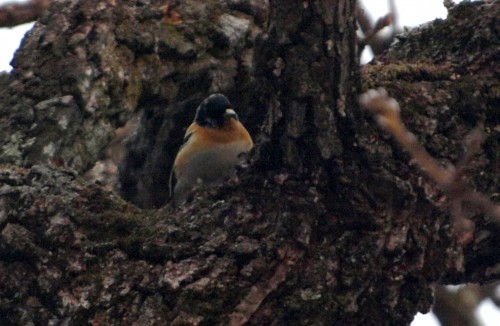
[0,0,498,325]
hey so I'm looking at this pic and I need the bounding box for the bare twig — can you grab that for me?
[360,89,452,185]
[0,0,49,28]
[388,0,398,28]
[356,1,400,56]
[359,88,500,243]
[433,284,481,326]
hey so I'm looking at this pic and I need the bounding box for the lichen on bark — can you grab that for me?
[0,0,498,325]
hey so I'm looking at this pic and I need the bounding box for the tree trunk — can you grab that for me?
[0,0,498,325]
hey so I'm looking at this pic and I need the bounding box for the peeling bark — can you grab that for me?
[0,0,498,325]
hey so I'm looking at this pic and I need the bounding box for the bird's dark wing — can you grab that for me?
[168,129,194,200]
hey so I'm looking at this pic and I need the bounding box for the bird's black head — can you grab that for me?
[194,93,239,128]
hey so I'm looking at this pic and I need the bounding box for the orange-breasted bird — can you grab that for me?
[169,94,253,206]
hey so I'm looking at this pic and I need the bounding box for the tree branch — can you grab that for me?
[360,88,500,244]
[0,0,48,27]
[0,0,498,324]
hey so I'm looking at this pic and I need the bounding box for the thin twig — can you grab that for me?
[359,88,499,243]
[356,1,400,56]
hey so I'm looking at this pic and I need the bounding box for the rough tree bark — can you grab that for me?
[0,0,498,325]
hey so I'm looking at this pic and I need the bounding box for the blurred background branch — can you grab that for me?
[0,0,48,27]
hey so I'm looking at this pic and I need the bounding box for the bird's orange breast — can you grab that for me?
[173,119,253,176]
[187,119,252,146]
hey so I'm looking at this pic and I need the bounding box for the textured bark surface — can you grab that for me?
[0,0,498,325]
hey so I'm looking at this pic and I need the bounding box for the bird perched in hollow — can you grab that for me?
[169,93,253,206]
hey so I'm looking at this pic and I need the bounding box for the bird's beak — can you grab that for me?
[224,108,239,120]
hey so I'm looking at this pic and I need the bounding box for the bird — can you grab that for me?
[169,93,253,206]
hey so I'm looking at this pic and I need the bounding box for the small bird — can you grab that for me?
[169,94,253,206]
